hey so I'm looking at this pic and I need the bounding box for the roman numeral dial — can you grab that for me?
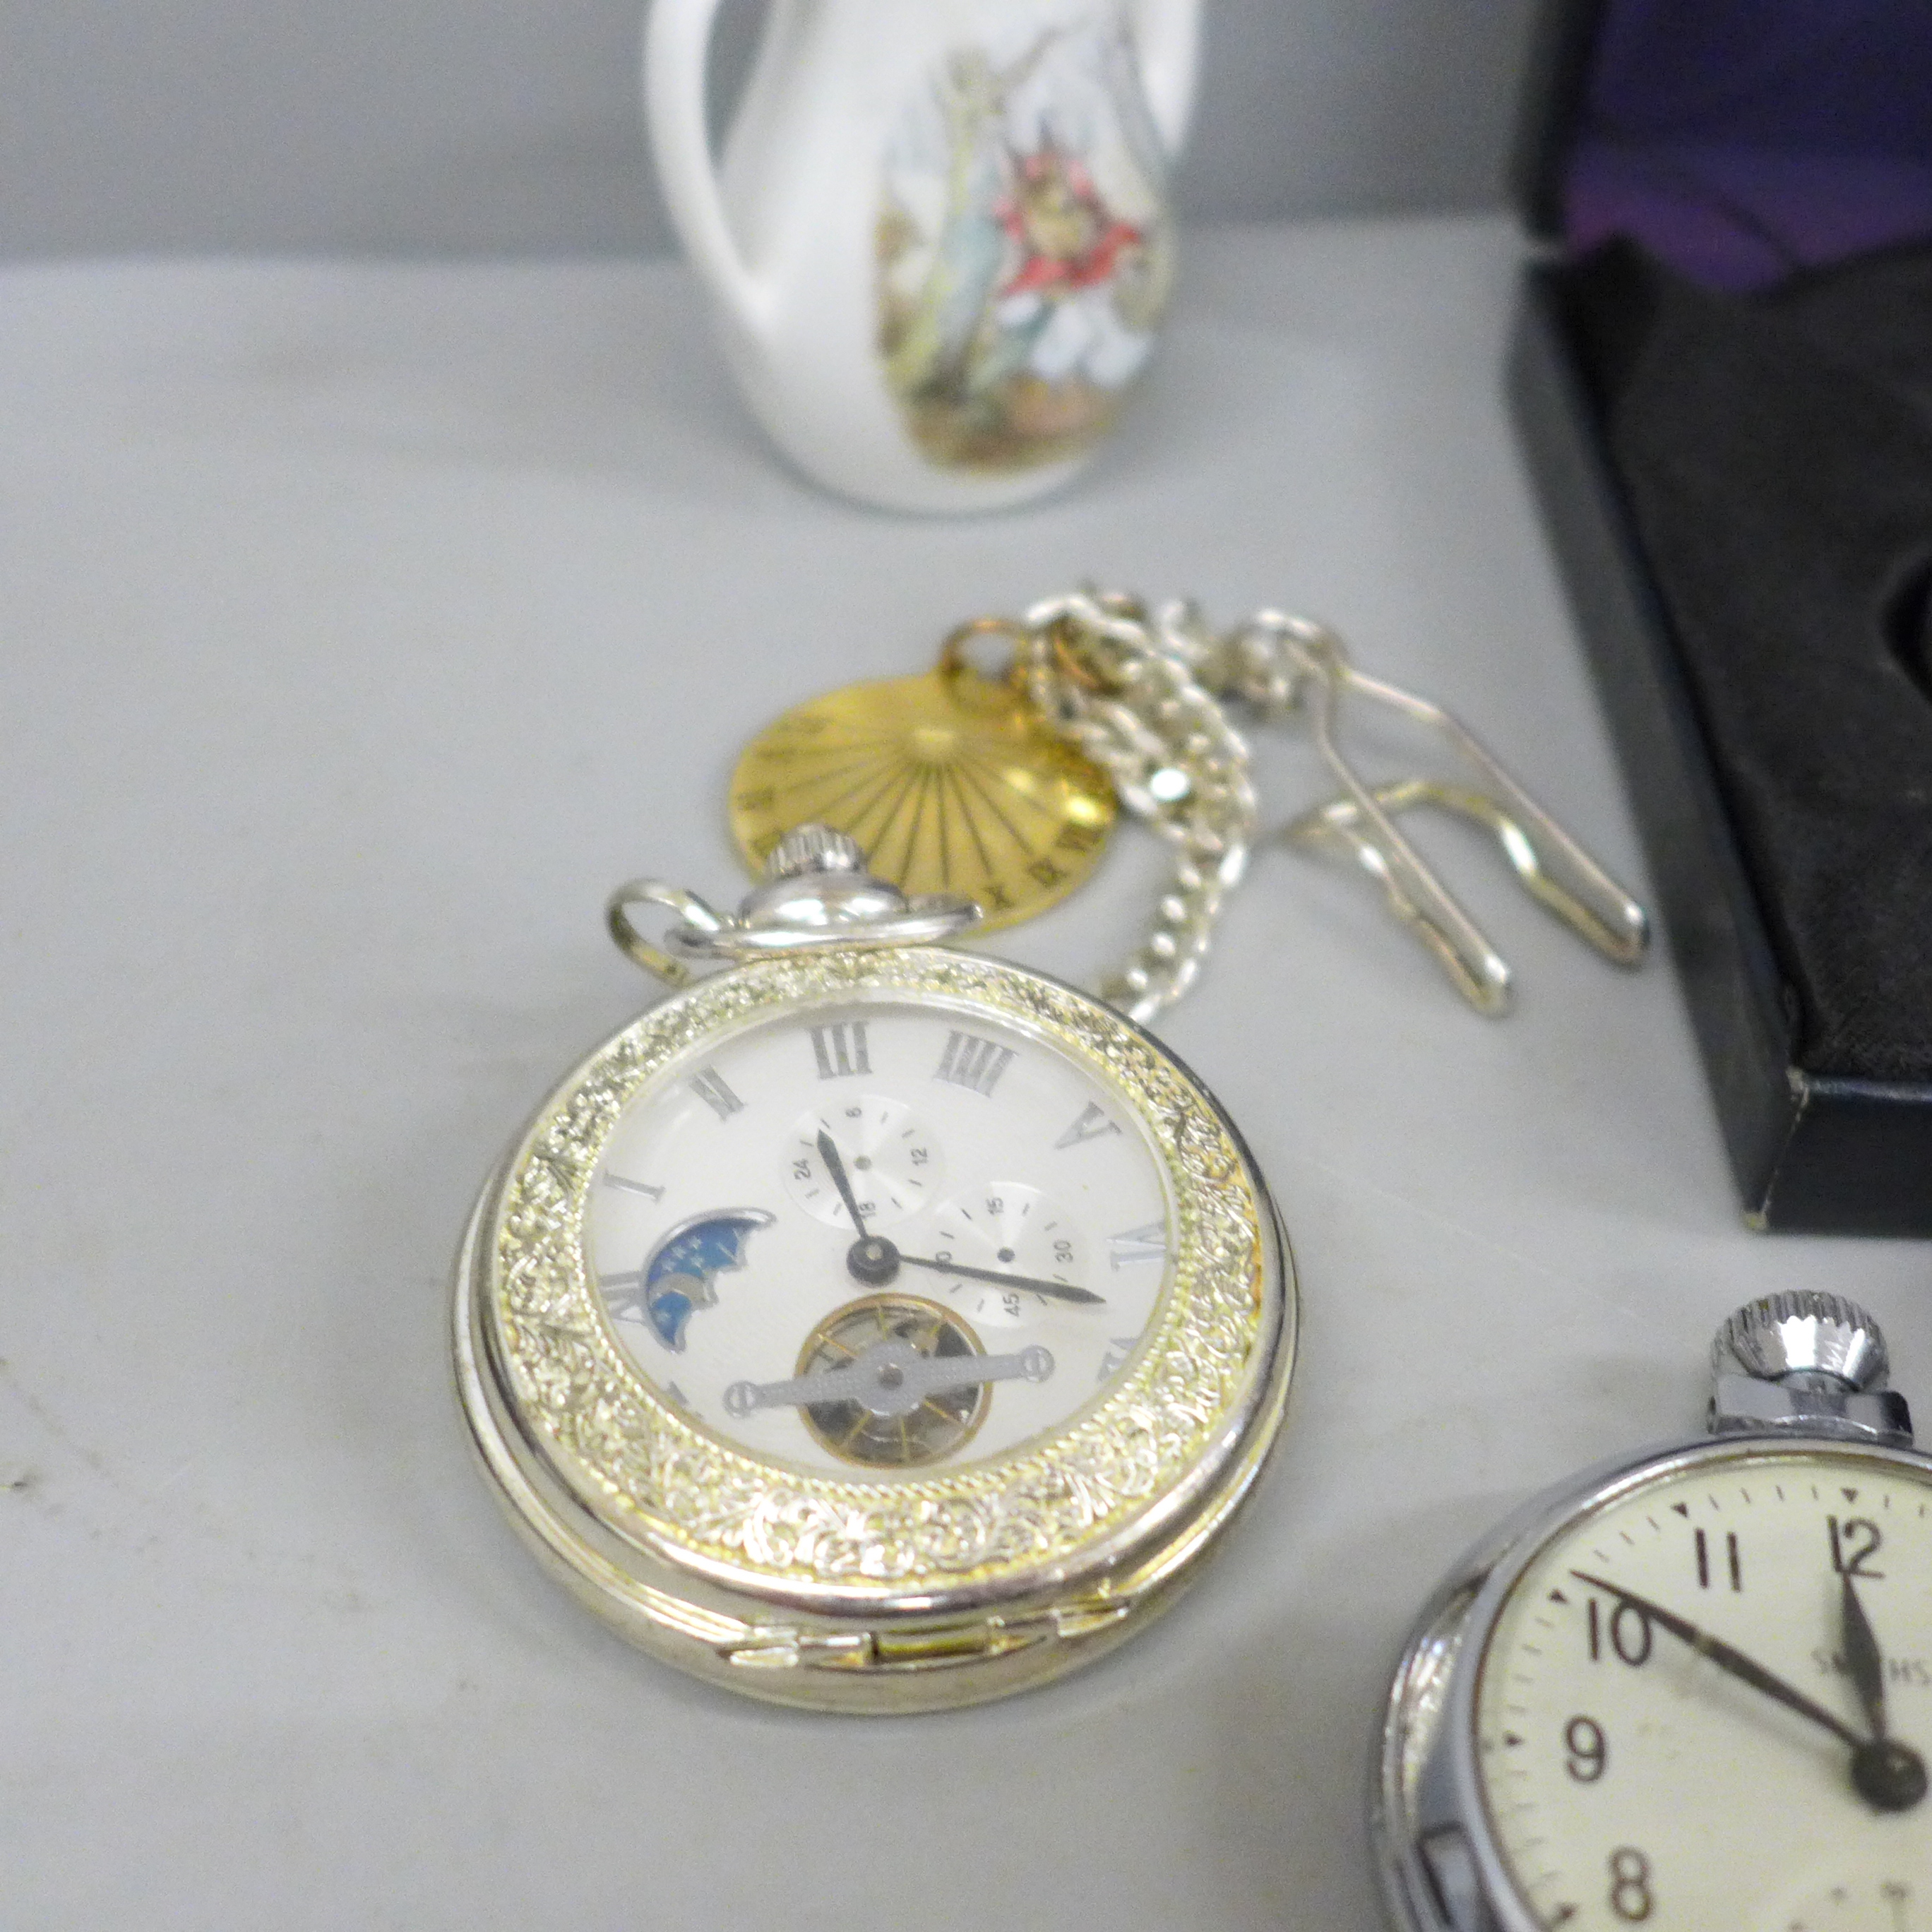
[809,1021,870,1079]
[1056,1100,1122,1149]
[934,1030,1015,1097]
[688,1067,744,1121]
[587,996,1174,1478]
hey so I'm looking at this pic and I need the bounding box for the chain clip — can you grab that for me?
[1008,590,1647,1022]
[627,595,1647,1023]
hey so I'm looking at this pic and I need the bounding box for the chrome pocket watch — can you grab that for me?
[1373,1292,1932,1931]
[454,827,1295,1712]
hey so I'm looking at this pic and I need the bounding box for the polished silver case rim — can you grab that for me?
[453,944,1296,1712]
[1368,1433,1932,1931]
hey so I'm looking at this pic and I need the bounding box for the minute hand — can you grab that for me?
[1570,1569,1864,1749]
[895,1252,1104,1306]
[1842,1572,1890,1742]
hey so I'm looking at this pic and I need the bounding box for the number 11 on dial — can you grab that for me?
[1373,1294,1932,1932]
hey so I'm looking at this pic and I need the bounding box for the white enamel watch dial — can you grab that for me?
[453,830,1295,1712]
[1375,1294,1932,1932]
[1475,1451,1932,1929]
[585,996,1169,1474]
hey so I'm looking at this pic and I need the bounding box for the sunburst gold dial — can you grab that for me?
[729,667,1116,931]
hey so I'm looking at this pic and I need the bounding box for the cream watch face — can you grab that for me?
[1472,1446,1932,1930]
[585,996,1171,1475]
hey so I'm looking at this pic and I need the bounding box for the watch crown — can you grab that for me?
[765,824,866,880]
[1712,1292,1890,1392]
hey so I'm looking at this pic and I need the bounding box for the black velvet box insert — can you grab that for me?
[1509,0,1932,1232]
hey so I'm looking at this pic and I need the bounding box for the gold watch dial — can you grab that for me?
[729,668,1116,931]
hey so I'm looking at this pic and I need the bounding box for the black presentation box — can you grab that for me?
[1508,0,1932,1234]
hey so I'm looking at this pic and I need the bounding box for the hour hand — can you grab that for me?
[1842,1570,1889,1742]
[1840,1570,1928,1811]
[1570,1568,1928,1813]
[816,1128,870,1237]
[724,1340,1053,1419]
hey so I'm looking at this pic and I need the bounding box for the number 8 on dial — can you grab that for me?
[1372,1293,1932,1930]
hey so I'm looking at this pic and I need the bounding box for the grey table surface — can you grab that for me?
[3,216,1926,1932]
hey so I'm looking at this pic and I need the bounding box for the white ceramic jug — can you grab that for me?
[645,0,1201,512]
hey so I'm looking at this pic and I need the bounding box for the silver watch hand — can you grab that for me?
[724,1339,1053,1419]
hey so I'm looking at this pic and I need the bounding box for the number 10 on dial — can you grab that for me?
[1373,1294,1932,1931]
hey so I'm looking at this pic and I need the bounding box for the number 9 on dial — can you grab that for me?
[1372,1294,1932,1931]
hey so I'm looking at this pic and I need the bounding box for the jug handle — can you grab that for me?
[1129,0,1203,157]
[644,0,773,335]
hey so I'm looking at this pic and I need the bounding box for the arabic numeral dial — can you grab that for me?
[1470,1450,1932,1928]
[784,1094,940,1231]
[1606,1848,1652,1922]
[927,1183,1087,1329]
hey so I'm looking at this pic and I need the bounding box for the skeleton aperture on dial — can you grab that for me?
[585,989,1169,1475]
[455,826,1294,1710]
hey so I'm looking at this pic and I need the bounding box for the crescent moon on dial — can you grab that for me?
[603,1209,775,1353]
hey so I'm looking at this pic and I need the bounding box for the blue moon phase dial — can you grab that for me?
[604,1209,775,1352]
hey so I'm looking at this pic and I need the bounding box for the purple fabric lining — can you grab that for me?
[1565,0,1932,290]
[1568,141,1932,293]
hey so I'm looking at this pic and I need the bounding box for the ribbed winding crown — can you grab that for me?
[1712,1291,1889,1391]
[765,823,866,879]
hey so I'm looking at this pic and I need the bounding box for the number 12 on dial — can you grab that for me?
[1372,1293,1932,1931]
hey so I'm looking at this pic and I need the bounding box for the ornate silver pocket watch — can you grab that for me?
[1374,1292,1932,1931]
[454,828,1296,1712]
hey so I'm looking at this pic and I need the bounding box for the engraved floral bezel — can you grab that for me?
[479,946,1275,1606]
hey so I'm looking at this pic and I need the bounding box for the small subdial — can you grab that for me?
[721,1294,1051,1469]
[785,1097,939,1230]
[927,1184,1087,1326]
